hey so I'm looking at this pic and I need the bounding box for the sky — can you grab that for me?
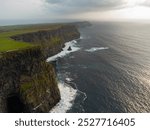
[0,0,150,25]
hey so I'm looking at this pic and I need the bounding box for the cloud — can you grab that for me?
[45,0,127,14]
[0,0,150,25]
[45,0,63,4]
[0,0,46,20]
[140,1,150,7]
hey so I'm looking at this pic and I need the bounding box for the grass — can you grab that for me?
[0,31,33,52]
[0,23,63,52]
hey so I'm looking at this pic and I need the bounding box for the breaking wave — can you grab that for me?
[48,37,87,113]
[85,47,109,52]
[50,82,77,113]
[47,40,80,62]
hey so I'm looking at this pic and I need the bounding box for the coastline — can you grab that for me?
[0,21,91,113]
[0,24,79,112]
[48,36,88,113]
[46,39,80,62]
[47,37,80,113]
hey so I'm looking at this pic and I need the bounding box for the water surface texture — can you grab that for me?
[54,22,150,113]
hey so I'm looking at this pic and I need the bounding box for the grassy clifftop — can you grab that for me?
[0,32,32,52]
[0,24,64,52]
[0,21,90,53]
[0,22,81,112]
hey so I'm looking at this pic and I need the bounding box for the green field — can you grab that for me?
[0,31,32,52]
[0,23,62,52]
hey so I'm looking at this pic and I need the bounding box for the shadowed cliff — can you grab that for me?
[0,24,80,113]
[0,47,60,112]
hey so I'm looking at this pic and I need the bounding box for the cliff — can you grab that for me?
[0,47,60,112]
[0,24,80,112]
[11,25,80,58]
[69,21,92,28]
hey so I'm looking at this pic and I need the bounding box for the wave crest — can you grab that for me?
[85,47,109,52]
[47,40,80,62]
[50,82,77,113]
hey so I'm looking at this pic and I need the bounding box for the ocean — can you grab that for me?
[48,22,150,113]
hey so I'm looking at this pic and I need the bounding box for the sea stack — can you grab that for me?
[68,46,72,51]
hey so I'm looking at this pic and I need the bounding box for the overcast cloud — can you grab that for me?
[0,0,150,25]
[45,0,127,13]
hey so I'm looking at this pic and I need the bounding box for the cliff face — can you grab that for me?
[0,25,80,113]
[0,47,60,112]
[11,25,80,58]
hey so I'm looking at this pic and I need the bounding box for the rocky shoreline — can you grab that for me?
[0,21,90,113]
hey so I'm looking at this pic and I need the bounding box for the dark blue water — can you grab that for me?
[57,22,150,113]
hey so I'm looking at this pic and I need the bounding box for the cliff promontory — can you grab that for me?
[0,24,80,112]
[11,25,80,57]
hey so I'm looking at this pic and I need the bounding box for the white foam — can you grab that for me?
[65,78,73,82]
[50,82,77,113]
[85,47,109,52]
[47,40,80,62]
[80,36,84,39]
